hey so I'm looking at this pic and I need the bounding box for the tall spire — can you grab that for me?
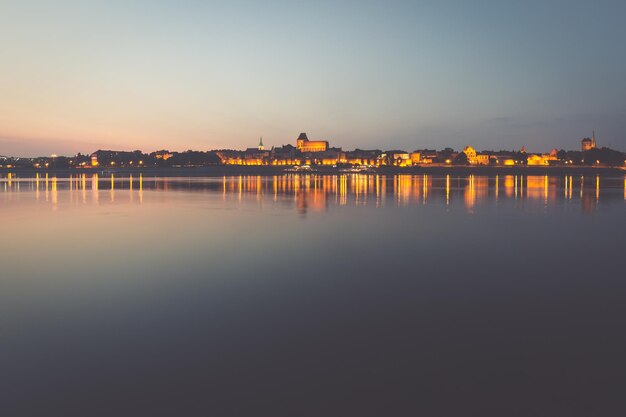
[258,136,264,151]
[592,129,596,148]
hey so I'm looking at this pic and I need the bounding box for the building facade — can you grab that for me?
[463,146,478,164]
[581,131,597,151]
[296,133,329,152]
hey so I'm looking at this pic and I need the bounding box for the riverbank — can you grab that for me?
[1,164,624,178]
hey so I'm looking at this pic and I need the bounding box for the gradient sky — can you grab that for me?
[1,0,625,156]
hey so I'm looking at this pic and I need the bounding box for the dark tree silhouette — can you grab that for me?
[453,152,469,165]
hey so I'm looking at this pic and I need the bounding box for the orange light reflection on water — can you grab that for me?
[1,173,625,216]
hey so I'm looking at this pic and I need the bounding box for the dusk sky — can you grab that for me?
[1,0,625,156]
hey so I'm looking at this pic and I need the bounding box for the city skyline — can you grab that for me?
[0,129,617,160]
[3,130,624,171]
[1,1,625,157]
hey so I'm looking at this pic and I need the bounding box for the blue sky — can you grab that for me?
[1,0,625,156]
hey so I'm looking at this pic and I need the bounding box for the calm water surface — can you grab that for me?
[1,173,626,416]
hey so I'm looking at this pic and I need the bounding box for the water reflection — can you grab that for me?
[1,172,626,416]
[1,173,625,215]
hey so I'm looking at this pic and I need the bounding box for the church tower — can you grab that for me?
[296,133,308,150]
[258,137,264,151]
[592,130,596,148]
[581,130,597,151]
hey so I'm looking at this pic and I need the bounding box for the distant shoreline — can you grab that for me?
[1,165,624,177]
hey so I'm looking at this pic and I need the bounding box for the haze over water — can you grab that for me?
[2,173,626,416]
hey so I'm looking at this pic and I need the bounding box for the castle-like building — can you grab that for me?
[581,131,597,151]
[296,133,328,153]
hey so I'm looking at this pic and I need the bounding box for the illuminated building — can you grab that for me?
[307,149,345,165]
[417,149,438,164]
[344,150,381,166]
[527,154,549,166]
[383,151,410,166]
[152,150,173,160]
[527,152,557,166]
[475,154,490,165]
[296,133,329,152]
[271,144,301,165]
[581,130,597,151]
[487,151,523,166]
[90,150,145,167]
[243,147,271,164]
[462,146,478,164]
[219,138,273,165]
